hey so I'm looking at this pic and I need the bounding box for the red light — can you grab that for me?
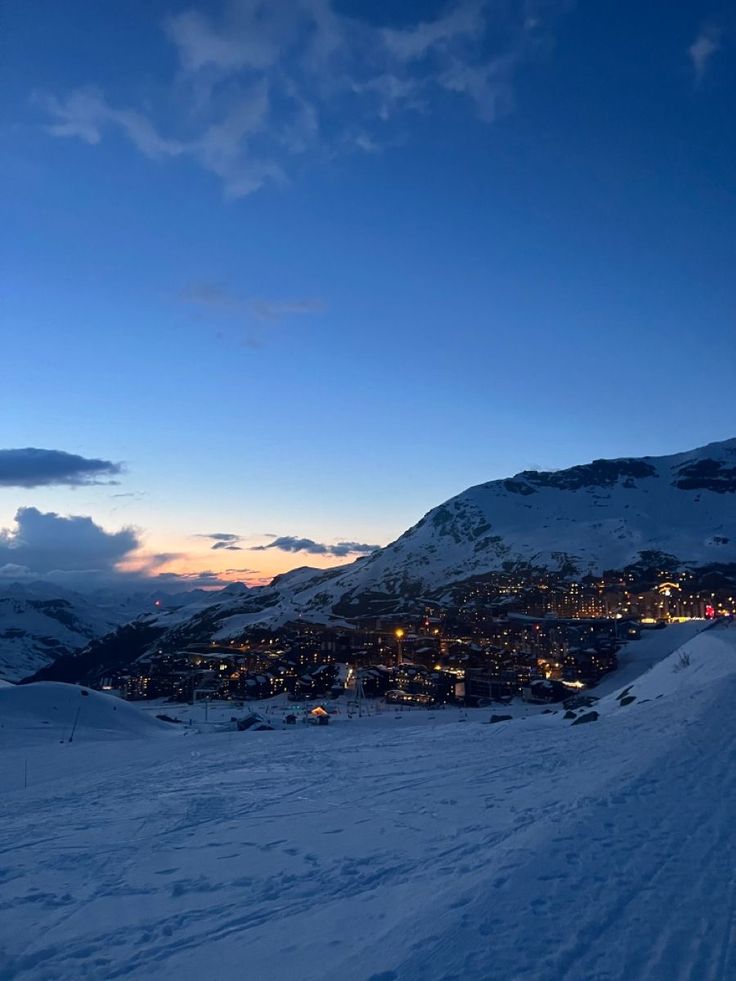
[705,604,715,619]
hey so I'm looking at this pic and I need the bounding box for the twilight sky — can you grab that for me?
[2,0,735,591]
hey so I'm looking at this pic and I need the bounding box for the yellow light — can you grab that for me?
[395,629,404,639]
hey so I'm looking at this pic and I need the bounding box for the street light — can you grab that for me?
[395,628,404,666]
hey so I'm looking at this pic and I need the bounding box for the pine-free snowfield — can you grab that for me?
[1,621,735,981]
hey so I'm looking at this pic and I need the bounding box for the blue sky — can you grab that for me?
[2,0,735,589]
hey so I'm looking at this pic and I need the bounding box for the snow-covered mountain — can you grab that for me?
[0,583,128,682]
[336,434,736,585]
[0,582,247,682]
[290,436,736,603]
[142,437,736,643]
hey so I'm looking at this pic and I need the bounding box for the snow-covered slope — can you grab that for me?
[597,617,736,711]
[0,681,173,748]
[1,621,735,980]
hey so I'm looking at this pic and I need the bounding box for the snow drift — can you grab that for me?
[0,681,172,748]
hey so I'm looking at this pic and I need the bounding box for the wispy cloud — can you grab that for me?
[0,448,123,488]
[109,490,147,514]
[382,3,485,62]
[163,9,281,73]
[36,87,185,159]
[248,297,326,322]
[178,281,325,343]
[688,24,722,84]
[180,282,325,321]
[252,535,379,558]
[225,568,272,586]
[36,1,562,198]
[149,569,232,587]
[179,282,240,312]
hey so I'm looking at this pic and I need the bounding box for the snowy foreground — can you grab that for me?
[1,622,736,981]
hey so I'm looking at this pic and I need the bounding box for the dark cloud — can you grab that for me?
[195,532,246,551]
[0,448,123,488]
[0,510,247,594]
[195,532,241,542]
[252,535,379,558]
[331,541,381,557]
[0,507,138,573]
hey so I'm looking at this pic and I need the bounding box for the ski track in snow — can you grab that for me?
[1,624,735,981]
